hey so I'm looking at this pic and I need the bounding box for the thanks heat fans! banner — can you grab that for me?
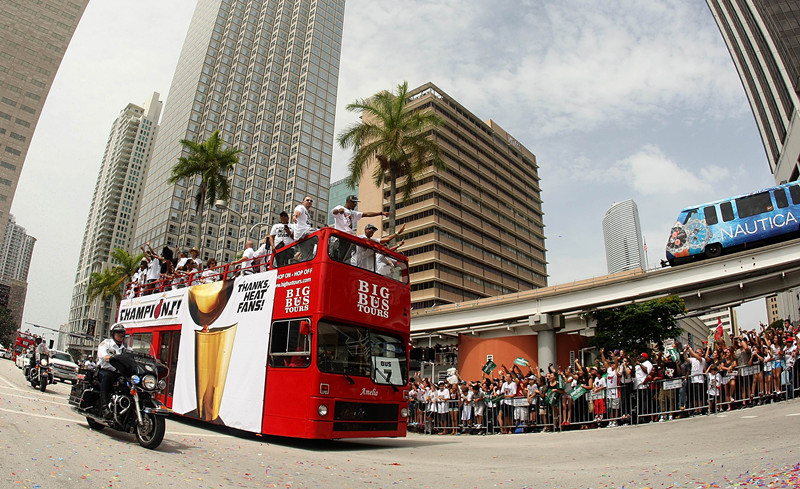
[118,271,277,432]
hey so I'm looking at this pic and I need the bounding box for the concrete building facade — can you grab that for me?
[706,1,800,321]
[67,94,163,358]
[133,0,345,264]
[602,199,645,274]
[356,83,547,311]
[0,0,89,247]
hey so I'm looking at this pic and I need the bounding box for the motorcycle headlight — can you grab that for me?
[142,374,157,390]
[131,375,141,385]
[39,358,48,366]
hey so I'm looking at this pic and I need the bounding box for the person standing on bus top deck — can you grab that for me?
[241,240,256,275]
[189,246,204,269]
[270,212,295,268]
[359,223,406,275]
[97,323,132,418]
[330,195,389,235]
[361,222,405,249]
[292,196,314,241]
[141,243,166,294]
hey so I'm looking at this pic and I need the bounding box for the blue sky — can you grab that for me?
[12,0,775,341]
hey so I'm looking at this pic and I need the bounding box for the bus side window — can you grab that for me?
[268,319,310,368]
[720,201,735,222]
[774,189,789,208]
[788,185,800,206]
[703,206,718,225]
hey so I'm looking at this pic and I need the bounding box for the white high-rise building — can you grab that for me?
[133,0,345,264]
[67,93,163,359]
[602,199,645,274]
[0,214,36,282]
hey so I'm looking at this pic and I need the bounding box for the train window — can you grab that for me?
[720,201,734,222]
[703,206,718,225]
[774,188,789,208]
[789,185,800,205]
[735,192,773,218]
[682,209,699,224]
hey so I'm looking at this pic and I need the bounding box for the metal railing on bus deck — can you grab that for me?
[125,254,271,298]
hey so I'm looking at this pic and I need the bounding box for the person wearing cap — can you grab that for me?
[188,246,204,269]
[784,336,797,399]
[633,352,653,423]
[434,380,450,434]
[269,211,295,268]
[330,194,388,235]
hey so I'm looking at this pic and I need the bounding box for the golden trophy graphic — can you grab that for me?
[188,280,236,422]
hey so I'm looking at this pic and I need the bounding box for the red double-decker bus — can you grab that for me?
[12,330,36,362]
[116,227,411,439]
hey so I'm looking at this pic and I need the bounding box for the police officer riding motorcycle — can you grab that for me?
[69,323,171,449]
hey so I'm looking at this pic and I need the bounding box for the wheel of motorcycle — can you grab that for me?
[86,417,105,431]
[39,376,47,392]
[135,412,165,450]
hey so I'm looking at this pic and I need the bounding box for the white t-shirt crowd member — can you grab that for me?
[293,203,313,239]
[331,205,363,234]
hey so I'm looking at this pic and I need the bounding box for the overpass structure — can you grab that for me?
[410,238,800,367]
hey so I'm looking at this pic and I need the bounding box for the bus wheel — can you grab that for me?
[705,243,722,258]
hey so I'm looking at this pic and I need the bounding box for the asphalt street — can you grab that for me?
[1,358,799,489]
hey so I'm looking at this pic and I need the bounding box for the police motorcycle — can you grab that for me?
[69,351,171,449]
[26,353,53,392]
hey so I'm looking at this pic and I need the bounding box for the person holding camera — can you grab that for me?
[269,211,295,267]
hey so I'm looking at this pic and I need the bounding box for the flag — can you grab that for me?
[514,357,529,367]
[482,360,496,374]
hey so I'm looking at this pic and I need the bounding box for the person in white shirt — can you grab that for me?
[140,242,165,294]
[241,240,256,275]
[189,246,203,270]
[357,223,406,274]
[634,352,653,423]
[292,196,314,240]
[201,258,220,283]
[435,381,450,434]
[686,345,707,411]
[330,194,388,234]
[96,323,132,417]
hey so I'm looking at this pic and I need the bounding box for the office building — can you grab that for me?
[0,214,35,329]
[356,83,548,310]
[67,93,163,359]
[700,307,738,337]
[766,294,780,325]
[133,0,345,264]
[706,1,800,319]
[0,214,36,282]
[602,199,646,274]
[0,0,89,247]
[706,1,800,183]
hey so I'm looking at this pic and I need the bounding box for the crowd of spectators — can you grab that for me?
[409,320,799,435]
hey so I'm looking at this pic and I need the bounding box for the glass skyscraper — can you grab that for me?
[133,0,345,263]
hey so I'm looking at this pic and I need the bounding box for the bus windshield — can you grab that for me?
[317,321,407,386]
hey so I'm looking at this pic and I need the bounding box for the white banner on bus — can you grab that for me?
[171,271,277,433]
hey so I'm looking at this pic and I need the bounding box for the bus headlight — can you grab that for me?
[318,404,328,417]
[142,374,157,390]
[400,407,408,418]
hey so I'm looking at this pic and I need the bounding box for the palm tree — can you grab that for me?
[337,81,445,235]
[168,130,241,251]
[86,248,145,303]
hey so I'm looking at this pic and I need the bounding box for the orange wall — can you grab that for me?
[456,333,588,379]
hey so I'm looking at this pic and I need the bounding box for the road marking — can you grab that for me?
[0,390,70,406]
[0,407,78,423]
[787,413,800,416]
[741,415,758,419]
[0,374,20,390]
[0,407,228,438]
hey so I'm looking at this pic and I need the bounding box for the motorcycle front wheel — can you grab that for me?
[135,412,165,449]
[39,376,46,392]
